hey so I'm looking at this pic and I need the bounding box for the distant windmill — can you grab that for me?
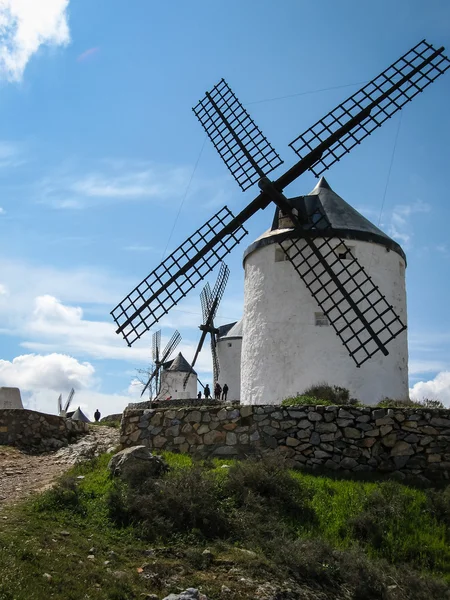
[58,388,75,417]
[183,262,230,388]
[141,330,181,398]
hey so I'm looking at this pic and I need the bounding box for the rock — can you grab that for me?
[286,436,300,447]
[338,409,353,419]
[343,427,361,439]
[375,417,394,426]
[390,441,414,457]
[112,571,128,580]
[365,428,380,437]
[316,422,337,433]
[372,409,386,420]
[308,412,322,422]
[431,417,450,427]
[310,432,320,445]
[381,433,397,448]
[162,589,205,600]
[340,457,358,469]
[108,446,169,479]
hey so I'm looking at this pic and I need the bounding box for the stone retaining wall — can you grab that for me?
[0,409,89,452]
[121,404,450,480]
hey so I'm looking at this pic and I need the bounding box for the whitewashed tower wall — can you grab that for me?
[240,179,409,406]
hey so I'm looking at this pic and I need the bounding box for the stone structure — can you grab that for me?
[0,387,23,410]
[0,409,89,451]
[157,352,197,400]
[216,320,242,401]
[240,178,409,405]
[121,404,450,480]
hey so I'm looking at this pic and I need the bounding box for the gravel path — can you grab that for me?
[0,426,120,509]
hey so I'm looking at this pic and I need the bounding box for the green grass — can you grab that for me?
[1,451,449,600]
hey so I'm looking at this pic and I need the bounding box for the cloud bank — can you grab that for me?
[0,0,70,81]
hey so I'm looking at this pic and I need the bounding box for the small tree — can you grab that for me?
[134,361,159,400]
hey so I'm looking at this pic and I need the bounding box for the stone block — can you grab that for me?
[337,419,353,427]
[365,428,380,437]
[380,425,393,437]
[308,412,322,422]
[298,419,313,429]
[316,422,337,433]
[286,436,300,447]
[240,406,253,418]
[431,417,450,428]
[375,417,394,426]
[310,432,321,445]
[372,408,386,420]
[223,423,237,431]
[343,427,361,439]
[341,457,358,469]
[381,433,397,448]
[226,432,237,445]
[314,450,331,459]
[338,409,353,419]
[204,430,226,445]
[390,441,414,457]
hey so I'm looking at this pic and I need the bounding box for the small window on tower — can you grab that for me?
[227,342,232,347]
[335,244,354,260]
[275,247,289,262]
[315,312,330,327]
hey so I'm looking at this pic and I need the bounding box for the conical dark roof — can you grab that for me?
[164,352,196,374]
[244,178,405,262]
[71,407,90,423]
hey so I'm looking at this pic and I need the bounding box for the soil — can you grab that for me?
[0,426,119,510]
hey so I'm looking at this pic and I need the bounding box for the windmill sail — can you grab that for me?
[183,263,230,387]
[141,330,181,397]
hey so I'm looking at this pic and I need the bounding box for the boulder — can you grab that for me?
[163,589,209,600]
[108,445,168,479]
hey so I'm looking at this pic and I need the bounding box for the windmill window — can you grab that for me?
[227,342,232,347]
[315,312,330,327]
[335,244,354,260]
[275,247,289,262]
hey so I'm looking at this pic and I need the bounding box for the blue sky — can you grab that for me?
[0,0,449,417]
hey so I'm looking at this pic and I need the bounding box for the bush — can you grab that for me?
[33,476,86,515]
[377,397,445,409]
[282,383,359,406]
[282,395,333,407]
[108,466,230,541]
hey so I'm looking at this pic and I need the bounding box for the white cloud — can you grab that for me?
[0,352,94,392]
[0,0,70,81]
[0,283,8,295]
[410,371,450,407]
[0,207,4,214]
[38,163,192,209]
[387,200,430,247]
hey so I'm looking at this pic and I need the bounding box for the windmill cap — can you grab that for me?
[164,352,196,374]
[218,319,243,339]
[243,178,406,264]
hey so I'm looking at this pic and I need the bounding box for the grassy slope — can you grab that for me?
[0,452,449,600]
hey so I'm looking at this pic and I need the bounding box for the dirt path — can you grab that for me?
[0,426,120,509]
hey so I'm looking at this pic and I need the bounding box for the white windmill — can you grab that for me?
[111,40,449,406]
[58,388,75,417]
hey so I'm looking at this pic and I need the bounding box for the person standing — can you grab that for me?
[204,384,211,399]
[94,409,101,422]
[197,391,202,400]
[221,384,229,402]
[214,382,222,400]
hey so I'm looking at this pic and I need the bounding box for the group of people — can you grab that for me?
[197,382,229,401]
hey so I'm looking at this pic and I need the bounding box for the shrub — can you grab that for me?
[282,383,359,406]
[377,397,445,409]
[33,476,86,515]
[282,395,333,407]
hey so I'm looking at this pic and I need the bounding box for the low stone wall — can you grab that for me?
[121,404,450,480]
[0,409,89,452]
